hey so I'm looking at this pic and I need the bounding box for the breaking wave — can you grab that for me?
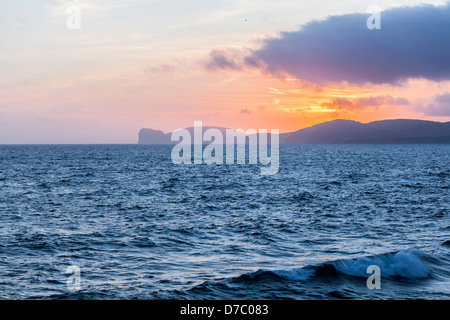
[239,249,430,282]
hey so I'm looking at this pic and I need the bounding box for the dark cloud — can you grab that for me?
[418,92,450,116]
[434,92,450,104]
[321,95,410,110]
[241,3,450,85]
[204,49,243,71]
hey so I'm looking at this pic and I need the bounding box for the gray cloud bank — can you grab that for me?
[322,95,410,110]
[207,3,450,85]
[418,92,450,116]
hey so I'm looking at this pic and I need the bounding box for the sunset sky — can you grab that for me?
[1,0,450,143]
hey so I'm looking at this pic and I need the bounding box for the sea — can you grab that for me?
[0,144,449,300]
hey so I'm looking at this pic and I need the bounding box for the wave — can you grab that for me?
[239,249,430,283]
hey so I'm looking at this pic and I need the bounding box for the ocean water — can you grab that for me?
[0,144,449,300]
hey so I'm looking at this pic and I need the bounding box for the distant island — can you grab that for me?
[138,119,450,144]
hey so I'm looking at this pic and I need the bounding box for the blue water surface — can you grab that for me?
[0,144,448,299]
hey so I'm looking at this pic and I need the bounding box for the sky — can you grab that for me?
[1,0,450,143]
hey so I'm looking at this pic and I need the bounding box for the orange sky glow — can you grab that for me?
[1,1,449,143]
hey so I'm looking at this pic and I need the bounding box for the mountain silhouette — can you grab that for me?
[138,119,450,144]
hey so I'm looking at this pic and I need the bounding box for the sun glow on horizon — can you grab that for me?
[1,1,449,143]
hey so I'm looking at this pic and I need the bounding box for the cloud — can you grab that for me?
[240,108,251,114]
[204,49,243,71]
[242,3,450,85]
[418,92,450,116]
[145,64,176,76]
[321,95,410,110]
[269,87,285,95]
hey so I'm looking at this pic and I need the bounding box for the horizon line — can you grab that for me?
[142,118,450,135]
[2,118,450,145]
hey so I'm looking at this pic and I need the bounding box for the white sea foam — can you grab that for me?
[333,249,429,279]
[268,249,429,281]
